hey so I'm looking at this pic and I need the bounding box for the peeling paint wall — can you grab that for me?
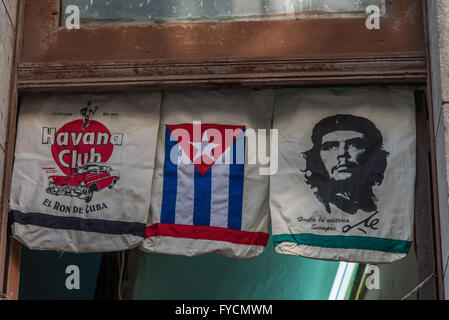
[0,0,17,233]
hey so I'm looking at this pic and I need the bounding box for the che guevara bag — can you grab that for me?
[140,89,275,259]
[270,88,416,263]
[10,93,161,252]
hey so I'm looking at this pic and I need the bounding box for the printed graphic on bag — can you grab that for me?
[146,123,267,241]
[141,89,274,259]
[43,101,122,204]
[270,88,416,263]
[303,114,388,218]
[159,123,246,227]
[10,93,161,253]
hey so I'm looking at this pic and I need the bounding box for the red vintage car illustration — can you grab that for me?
[46,162,120,202]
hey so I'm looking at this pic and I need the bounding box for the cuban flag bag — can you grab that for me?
[140,89,274,259]
[270,88,416,263]
[10,93,161,252]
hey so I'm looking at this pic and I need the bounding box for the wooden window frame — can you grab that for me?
[19,0,426,91]
[1,0,445,300]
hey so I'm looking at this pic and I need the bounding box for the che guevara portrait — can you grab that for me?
[271,88,416,263]
[303,114,389,215]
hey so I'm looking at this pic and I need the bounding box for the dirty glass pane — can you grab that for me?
[61,0,384,25]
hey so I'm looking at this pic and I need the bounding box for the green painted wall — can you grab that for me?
[132,235,339,300]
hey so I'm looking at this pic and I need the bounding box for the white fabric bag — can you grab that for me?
[271,88,416,263]
[10,92,161,252]
[140,89,275,259]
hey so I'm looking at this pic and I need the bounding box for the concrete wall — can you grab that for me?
[363,246,419,300]
[429,0,449,299]
[0,0,17,232]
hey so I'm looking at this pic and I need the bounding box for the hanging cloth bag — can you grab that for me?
[141,89,275,259]
[270,88,416,263]
[10,92,161,252]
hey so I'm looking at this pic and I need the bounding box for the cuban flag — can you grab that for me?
[144,122,269,257]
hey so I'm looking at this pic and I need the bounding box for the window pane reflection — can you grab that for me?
[61,0,384,24]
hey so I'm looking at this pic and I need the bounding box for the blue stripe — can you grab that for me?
[228,131,245,230]
[193,168,212,226]
[161,127,178,224]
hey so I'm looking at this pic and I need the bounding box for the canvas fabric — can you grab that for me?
[270,88,416,263]
[10,92,161,252]
[140,89,275,259]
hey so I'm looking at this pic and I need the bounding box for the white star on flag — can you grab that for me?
[190,131,220,162]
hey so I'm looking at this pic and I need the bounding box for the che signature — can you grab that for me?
[342,211,379,234]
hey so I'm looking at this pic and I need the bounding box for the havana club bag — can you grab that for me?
[10,93,161,252]
[140,89,274,259]
[270,88,416,263]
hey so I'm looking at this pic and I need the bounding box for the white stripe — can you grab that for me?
[175,164,195,225]
[210,164,230,228]
[235,130,245,165]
